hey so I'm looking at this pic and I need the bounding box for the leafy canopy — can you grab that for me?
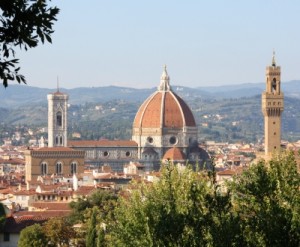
[109,153,300,247]
[0,0,59,87]
[18,223,48,247]
[110,163,242,247]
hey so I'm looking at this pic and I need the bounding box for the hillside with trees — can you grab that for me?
[1,94,300,145]
[1,82,300,144]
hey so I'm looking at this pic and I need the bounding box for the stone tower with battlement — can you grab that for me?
[262,52,284,155]
[47,90,68,147]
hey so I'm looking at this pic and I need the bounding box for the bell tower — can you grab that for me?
[47,88,68,147]
[262,52,284,155]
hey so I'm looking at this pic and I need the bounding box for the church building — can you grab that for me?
[69,66,209,171]
[25,90,85,183]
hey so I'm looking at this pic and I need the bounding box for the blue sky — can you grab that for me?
[17,1,300,89]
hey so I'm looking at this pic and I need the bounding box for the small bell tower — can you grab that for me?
[47,84,68,147]
[262,51,284,155]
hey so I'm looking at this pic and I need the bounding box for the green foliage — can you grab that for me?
[43,217,75,247]
[18,224,48,247]
[17,154,299,246]
[86,207,98,247]
[97,228,106,247]
[109,154,300,246]
[0,0,59,87]
[68,190,117,246]
[229,152,300,246]
[69,190,117,224]
[110,163,241,246]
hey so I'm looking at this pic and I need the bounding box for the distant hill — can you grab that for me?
[0,85,155,108]
[197,80,300,98]
[1,80,300,108]
[1,83,300,143]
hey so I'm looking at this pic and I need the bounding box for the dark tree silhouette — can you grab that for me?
[0,0,59,87]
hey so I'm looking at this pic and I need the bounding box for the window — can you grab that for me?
[271,78,276,92]
[125,151,131,157]
[169,136,177,145]
[56,162,62,174]
[147,136,153,144]
[103,151,109,157]
[71,162,77,175]
[41,162,47,175]
[3,232,10,241]
[56,111,62,127]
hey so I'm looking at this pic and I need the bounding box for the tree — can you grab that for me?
[229,151,300,247]
[110,162,241,247]
[18,223,48,247]
[69,190,117,224]
[109,154,300,246]
[0,0,59,87]
[97,228,106,247]
[86,207,98,247]
[43,217,75,247]
[0,203,6,232]
[68,190,117,246]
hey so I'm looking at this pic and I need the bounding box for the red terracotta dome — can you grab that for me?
[163,147,186,161]
[133,66,196,129]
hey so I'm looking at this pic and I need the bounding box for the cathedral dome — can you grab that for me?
[163,147,186,161]
[133,66,196,129]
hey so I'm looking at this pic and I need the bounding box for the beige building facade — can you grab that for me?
[25,146,85,183]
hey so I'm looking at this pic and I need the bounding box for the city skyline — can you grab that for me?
[15,1,300,89]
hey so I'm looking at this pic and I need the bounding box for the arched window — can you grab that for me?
[271,78,276,92]
[60,136,63,145]
[56,111,62,127]
[40,162,48,175]
[56,162,63,175]
[70,162,77,175]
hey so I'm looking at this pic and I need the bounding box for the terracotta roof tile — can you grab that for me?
[37,147,75,151]
[0,158,25,164]
[74,186,97,196]
[13,210,70,218]
[30,202,71,211]
[14,190,36,196]
[163,147,186,161]
[3,215,48,233]
[133,90,196,128]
